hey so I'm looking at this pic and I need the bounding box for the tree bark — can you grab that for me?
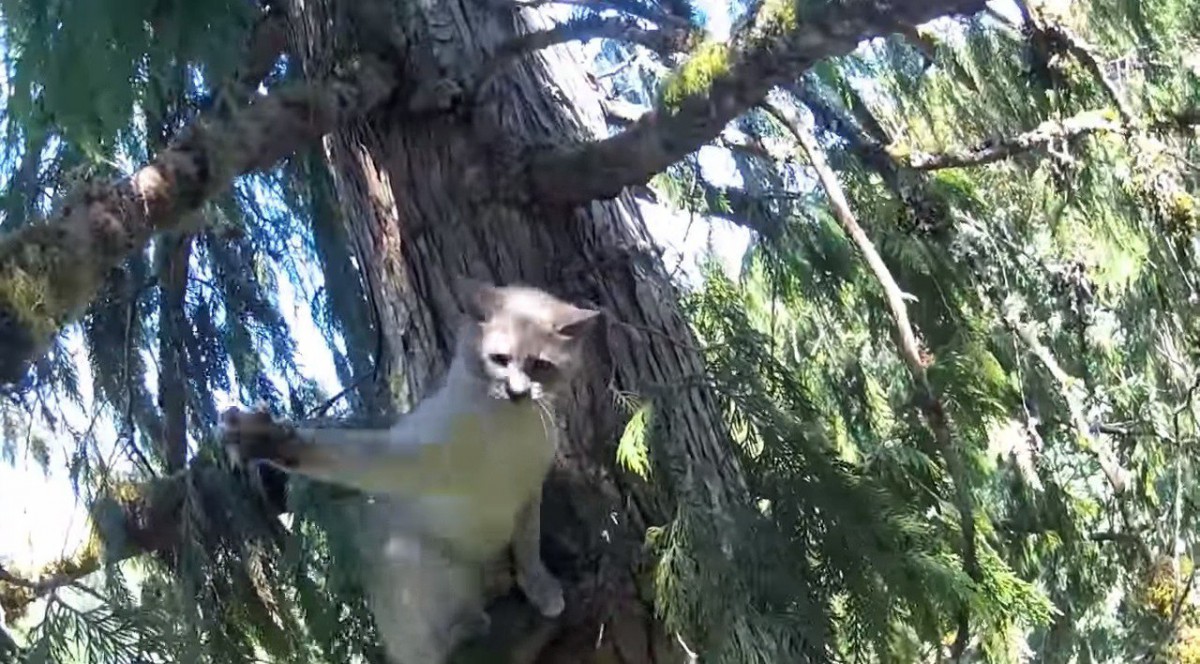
[289,2,748,661]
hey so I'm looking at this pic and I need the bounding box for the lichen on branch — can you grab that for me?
[0,56,397,386]
[526,0,989,205]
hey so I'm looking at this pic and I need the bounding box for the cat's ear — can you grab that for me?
[553,304,601,338]
[458,277,503,321]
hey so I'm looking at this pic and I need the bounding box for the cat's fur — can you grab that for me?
[221,280,599,662]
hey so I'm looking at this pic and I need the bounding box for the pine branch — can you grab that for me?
[700,183,784,237]
[525,0,987,204]
[765,97,980,658]
[1022,1,1137,126]
[1002,309,1151,562]
[893,109,1122,170]
[0,56,397,386]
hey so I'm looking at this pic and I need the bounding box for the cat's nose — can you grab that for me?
[506,374,532,401]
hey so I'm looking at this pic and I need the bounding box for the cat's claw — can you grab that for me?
[219,407,300,468]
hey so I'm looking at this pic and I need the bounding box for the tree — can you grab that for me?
[0,0,993,663]
[15,0,1200,659]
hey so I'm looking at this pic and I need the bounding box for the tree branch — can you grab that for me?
[1024,2,1137,126]
[0,56,397,386]
[503,0,694,30]
[525,0,987,205]
[893,109,1122,170]
[766,97,980,659]
[1003,309,1151,562]
[481,16,691,93]
[0,549,102,620]
[601,97,649,126]
[501,15,688,60]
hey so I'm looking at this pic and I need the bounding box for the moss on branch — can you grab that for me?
[0,57,397,386]
[527,0,989,204]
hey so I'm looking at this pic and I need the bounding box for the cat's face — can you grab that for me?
[460,281,599,403]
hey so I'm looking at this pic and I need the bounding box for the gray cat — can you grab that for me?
[221,280,599,662]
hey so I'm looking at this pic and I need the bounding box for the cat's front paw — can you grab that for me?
[220,407,302,469]
[516,567,565,618]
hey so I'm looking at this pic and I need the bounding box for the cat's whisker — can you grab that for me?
[534,400,555,439]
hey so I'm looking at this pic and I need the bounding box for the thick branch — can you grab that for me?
[239,8,291,89]
[0,56,396,385]
[768,98,980,658]
[895,109,1121,170]
[527,0,987,204]
[156,233,193,473]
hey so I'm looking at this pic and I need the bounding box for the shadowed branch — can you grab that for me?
[893,109,1122,170]
[480,15,692,91]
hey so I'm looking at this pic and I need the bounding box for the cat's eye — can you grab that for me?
[488,353,511,366]
[528,358,555,375]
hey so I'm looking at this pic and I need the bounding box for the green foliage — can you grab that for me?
[0,0,255,155]
[2,0,1200,661]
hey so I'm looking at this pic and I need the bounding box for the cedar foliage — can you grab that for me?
[0,0,1198,661]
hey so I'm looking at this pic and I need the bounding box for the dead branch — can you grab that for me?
[765,96,981,659]
[1002,309,1151,562]
[895,109,1122,170]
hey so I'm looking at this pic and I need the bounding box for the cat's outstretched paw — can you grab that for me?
[517,567,565,618]
[220,407,302,469]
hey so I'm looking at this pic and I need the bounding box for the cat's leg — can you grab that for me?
[220,407,429,493]
[512,490,565,618]
[360,500,487,663]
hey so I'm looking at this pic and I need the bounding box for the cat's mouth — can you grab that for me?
[488,382,545,403]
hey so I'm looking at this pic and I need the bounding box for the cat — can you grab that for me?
[221,279,599,662]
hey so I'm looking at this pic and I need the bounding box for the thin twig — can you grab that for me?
[895,109,1122,170]
[479,15,688,93]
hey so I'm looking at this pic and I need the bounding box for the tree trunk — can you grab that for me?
[286,1,748,661]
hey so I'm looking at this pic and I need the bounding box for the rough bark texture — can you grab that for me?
[289,2,746,662]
